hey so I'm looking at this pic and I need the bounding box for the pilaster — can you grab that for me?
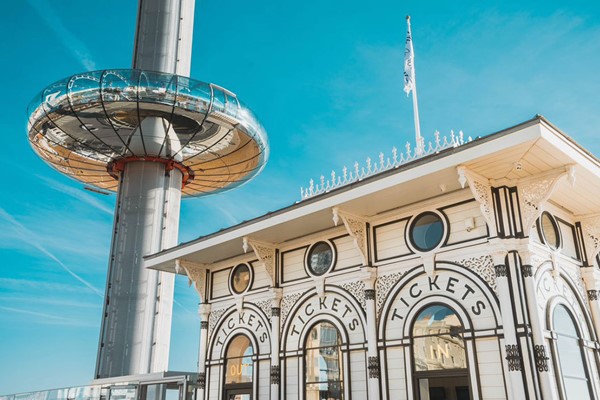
[581,267,600,340]
[361,267,380,399]
[269,288,283,400]
[488,241,527,399]
[515,245,556,400]
[197,303,211,399]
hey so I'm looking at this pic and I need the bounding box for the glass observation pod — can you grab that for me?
[27,69,269,197]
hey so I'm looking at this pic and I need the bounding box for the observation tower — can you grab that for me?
[26,0,268,379]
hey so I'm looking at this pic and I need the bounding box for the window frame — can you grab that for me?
[303,320,345,400]
[537,211,562,251]
[229,263,253,295]
[407,211,448,253]
[548,302,594,400]
[304,240,337,277]
[410,303,473,400]
[222,334,255,399]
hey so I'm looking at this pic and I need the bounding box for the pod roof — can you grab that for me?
[27,69,269,197]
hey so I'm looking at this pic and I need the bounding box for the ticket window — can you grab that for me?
[305,321,344,400]
[412,305,471,400]
[224,335,254,400]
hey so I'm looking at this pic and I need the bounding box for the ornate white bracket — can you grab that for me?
[243,237,276,286]
[332,207,369,266]
[578,214,600,263]
[517,166,575,234]
[457,166,495,233]
[176,259,208,303]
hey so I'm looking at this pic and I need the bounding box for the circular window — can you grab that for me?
[306,241,335,276]
[540,212,560,250]
[231,263,251,294]
[409,212,445,252]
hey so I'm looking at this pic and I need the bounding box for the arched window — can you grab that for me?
[412,305,471,400]
[224,335,253,398]
[305,321,344,400]
[552,305,592,399]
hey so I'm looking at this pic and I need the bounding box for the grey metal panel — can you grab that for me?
[133,0,195,76]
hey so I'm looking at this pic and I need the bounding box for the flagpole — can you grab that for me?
[405,15,423,155]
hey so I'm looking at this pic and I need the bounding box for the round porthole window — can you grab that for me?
[540,212,560,250]
[306,241,335,276]
[409,212,445,252]
[230,263,251,294]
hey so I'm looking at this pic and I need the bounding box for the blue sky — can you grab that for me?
[1,0,600,394]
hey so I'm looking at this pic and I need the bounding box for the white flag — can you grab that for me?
[404,19,415,96]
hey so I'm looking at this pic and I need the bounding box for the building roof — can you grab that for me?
[145,115,600,273]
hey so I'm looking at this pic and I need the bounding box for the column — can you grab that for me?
[363,270,380,400]
[518,248,555,399]
[490,246,527,399]
[197,303,211,400]
[582,267,600,340]
[270,289,283,400]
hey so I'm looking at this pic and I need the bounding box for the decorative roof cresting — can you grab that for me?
[300,130,472,200]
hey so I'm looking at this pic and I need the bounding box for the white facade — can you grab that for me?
[147,116,600,400]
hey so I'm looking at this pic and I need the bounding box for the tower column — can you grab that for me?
[96,161,182,377]
[95,0,195,379]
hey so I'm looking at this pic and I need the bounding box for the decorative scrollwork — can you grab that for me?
[368,356,380,379]
[495,265,508,278]
[270,365,280,385]
[280,292,303,331]
[518,168,572,234]
[339,280,366,312]
[208,308,226,338]
[197,372,206,389]
[505,344,522,371]
[455,255,497,294]
[534,345,549,372]
[457,167,495,231]
[521,265,533,278]
[332,208,368,266]
[244,238,276,286]
[253,299,272,319]
[364,289,376,300]
[580,216,600,262]
[177,260,208,302]
[376,271,403,316]
[563,266,588,304]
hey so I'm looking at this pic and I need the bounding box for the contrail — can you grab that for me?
[36,175,113,215]
[0,208,103,297]
[25,0,97,70]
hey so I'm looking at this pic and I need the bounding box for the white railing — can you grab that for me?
[300,130,472,200]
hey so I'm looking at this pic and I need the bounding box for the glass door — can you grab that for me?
[225,388,251,400]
